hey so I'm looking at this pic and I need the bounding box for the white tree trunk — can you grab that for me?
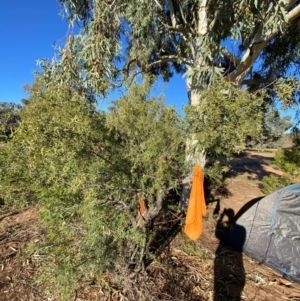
[180,76,206,207]
[179,0,300,208]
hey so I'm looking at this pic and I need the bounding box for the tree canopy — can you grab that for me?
[39,0,300,107]
[35,0,300,174]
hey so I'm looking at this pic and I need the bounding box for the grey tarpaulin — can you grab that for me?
[222,183,300,283]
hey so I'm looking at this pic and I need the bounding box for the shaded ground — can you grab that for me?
[218,151,283,214]
[1,151,300,300]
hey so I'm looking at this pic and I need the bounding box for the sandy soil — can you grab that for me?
[1,151,300,300]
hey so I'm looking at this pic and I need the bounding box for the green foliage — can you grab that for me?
[262,147,300,194]
[185,80,265,159]
[274,147,300,175]
[274,78,300,110]
[46,0,300,100]
[262,173,292,195]
[4,0,300,297]
[205,162,225,187]
[179,236,205,257]
[247,107,292,149]
[106,79,185,198]
[0,75,282,298]
[0,77,185,300]
[0,102,21,141]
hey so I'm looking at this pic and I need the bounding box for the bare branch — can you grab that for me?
[142,188,167,223]
[167,0,177,27]
[123,58,137,76]
[178,1,188,25]
[287,2,300,23]
[220,46,241,65]
[153,0,163,10]
[208,9,220,31]
[146,55,193,68]
[160,21,197,36]
[253,79,278,95]
[241,77,275,86]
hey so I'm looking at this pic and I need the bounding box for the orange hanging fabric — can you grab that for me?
[184,165,206,240]
[137,193,147,219]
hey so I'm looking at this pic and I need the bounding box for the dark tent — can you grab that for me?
[222,183,300,283]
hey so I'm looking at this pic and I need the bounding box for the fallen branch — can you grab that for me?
[0,210,20,222]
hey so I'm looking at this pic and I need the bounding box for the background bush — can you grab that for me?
[262,146,300,194]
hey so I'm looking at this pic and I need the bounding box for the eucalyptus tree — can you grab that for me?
[37,0,297,209]
[40,0,300,166]
[51,0,300,101]
[248,108,293,149]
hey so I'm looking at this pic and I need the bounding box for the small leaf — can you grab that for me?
[266,3,273,14]
[280,6,287,22]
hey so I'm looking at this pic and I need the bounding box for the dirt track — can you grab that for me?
[1,151,300,300]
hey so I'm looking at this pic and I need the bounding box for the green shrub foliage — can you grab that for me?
[0,77,185,299]
[262,146,300,194]
[0,77,268,299]
[185,81,265,159]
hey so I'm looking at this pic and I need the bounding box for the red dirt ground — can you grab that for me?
[1,151,300,300]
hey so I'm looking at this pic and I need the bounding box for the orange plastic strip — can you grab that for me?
[184,165,206,240]
[137,193,147,217]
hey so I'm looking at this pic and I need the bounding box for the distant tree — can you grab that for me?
[0,102,21,140]
[262,133,300,193]
[247,108,292,149]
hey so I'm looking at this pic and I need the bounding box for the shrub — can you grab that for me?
[262,147,300,194]
[0,77,185,300]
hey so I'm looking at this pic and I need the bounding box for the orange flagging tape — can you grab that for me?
[137,193,147,217]
[184,165,206,240]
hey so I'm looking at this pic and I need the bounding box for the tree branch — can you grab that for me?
[138,176,192,224]
[160,20,197,36]
[287,2,300,23]
[220,46,241,65]
[153,0,163,10]
[142,188,167,223]
[228,3,300,84]
[167,0,177,27]
[146,55,193,68]
[123,58,137,76]
[198,0,209,34]
[208,9,220,31]
[123,54,193,78]
[241,77,275,86]
[178,1,188,25]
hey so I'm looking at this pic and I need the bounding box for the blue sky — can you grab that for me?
[0,0,189,112]
[0,1,296,120]
[0,1,67,103]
